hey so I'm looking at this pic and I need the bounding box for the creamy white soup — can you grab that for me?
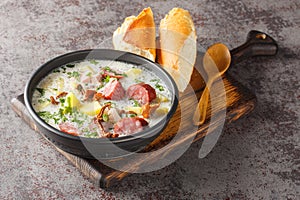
[32,60,172,138]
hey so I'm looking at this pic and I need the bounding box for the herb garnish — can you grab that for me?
[104,101,116,107]
[63,96,73,114]
[59,98,65,103]
[134,78,143,83]
[90,60,99,65]
[103,66,127,77]
[37,111,52,122]
[53,69,60,73]
[61,66,67,73]
[36,88,45,96]
[150,79,164,91]
[71,111,86,126]
[37,110,66,124]
[103,66,111,71]
[59,98,65,106]
[38,98,50,104]
[155,83,164,91]
[58,108,68,122]
[86,72,92,77]
[66,64,75,68]
[132,99,140,107]
[96,84,103,91]
[102,114,109,122]
[129,113,137,118]
[67,71,80,79]
[103,75,110,83]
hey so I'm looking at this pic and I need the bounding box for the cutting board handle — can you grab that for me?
[230,30,278,65]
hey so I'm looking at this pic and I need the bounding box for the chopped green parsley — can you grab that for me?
[90,60,99,65]
[66,64,75,68]
[151,79,164,91]
[36,88,45,96]
[67,71,80,79]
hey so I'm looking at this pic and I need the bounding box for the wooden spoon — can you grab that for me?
[193,43,231,125]
[193,30,278,126]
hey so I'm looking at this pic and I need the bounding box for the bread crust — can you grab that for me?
[124,8,156,51]
[158,8,197,92]
[159,8,194,39]
[113,7,197,92]
[113,7,156,61]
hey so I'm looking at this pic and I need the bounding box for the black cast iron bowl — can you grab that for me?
[24,49,179,159]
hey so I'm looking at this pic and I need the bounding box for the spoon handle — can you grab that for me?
[193,84,210,125]
[230,30,278,65]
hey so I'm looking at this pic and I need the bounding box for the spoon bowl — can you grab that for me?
[203,43,231,77]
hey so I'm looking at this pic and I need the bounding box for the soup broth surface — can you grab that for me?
[32,60,172,138]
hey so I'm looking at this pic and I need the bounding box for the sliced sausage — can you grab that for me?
[127,83,156,105]
[59,122,78,136]
[103,80,125,100]
[113,117,148,135]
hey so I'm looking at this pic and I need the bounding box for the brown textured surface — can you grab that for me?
[1,0,299,199]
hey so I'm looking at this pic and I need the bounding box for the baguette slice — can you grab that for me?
[113,7,156,62]
[158,8,197,92]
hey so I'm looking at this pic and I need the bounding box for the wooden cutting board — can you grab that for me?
[11,52,256,188]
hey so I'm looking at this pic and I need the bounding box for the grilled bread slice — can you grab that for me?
[113,7,156,61]
[158,8,197,92]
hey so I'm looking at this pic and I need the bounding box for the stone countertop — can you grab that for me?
[0,0,299,199]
